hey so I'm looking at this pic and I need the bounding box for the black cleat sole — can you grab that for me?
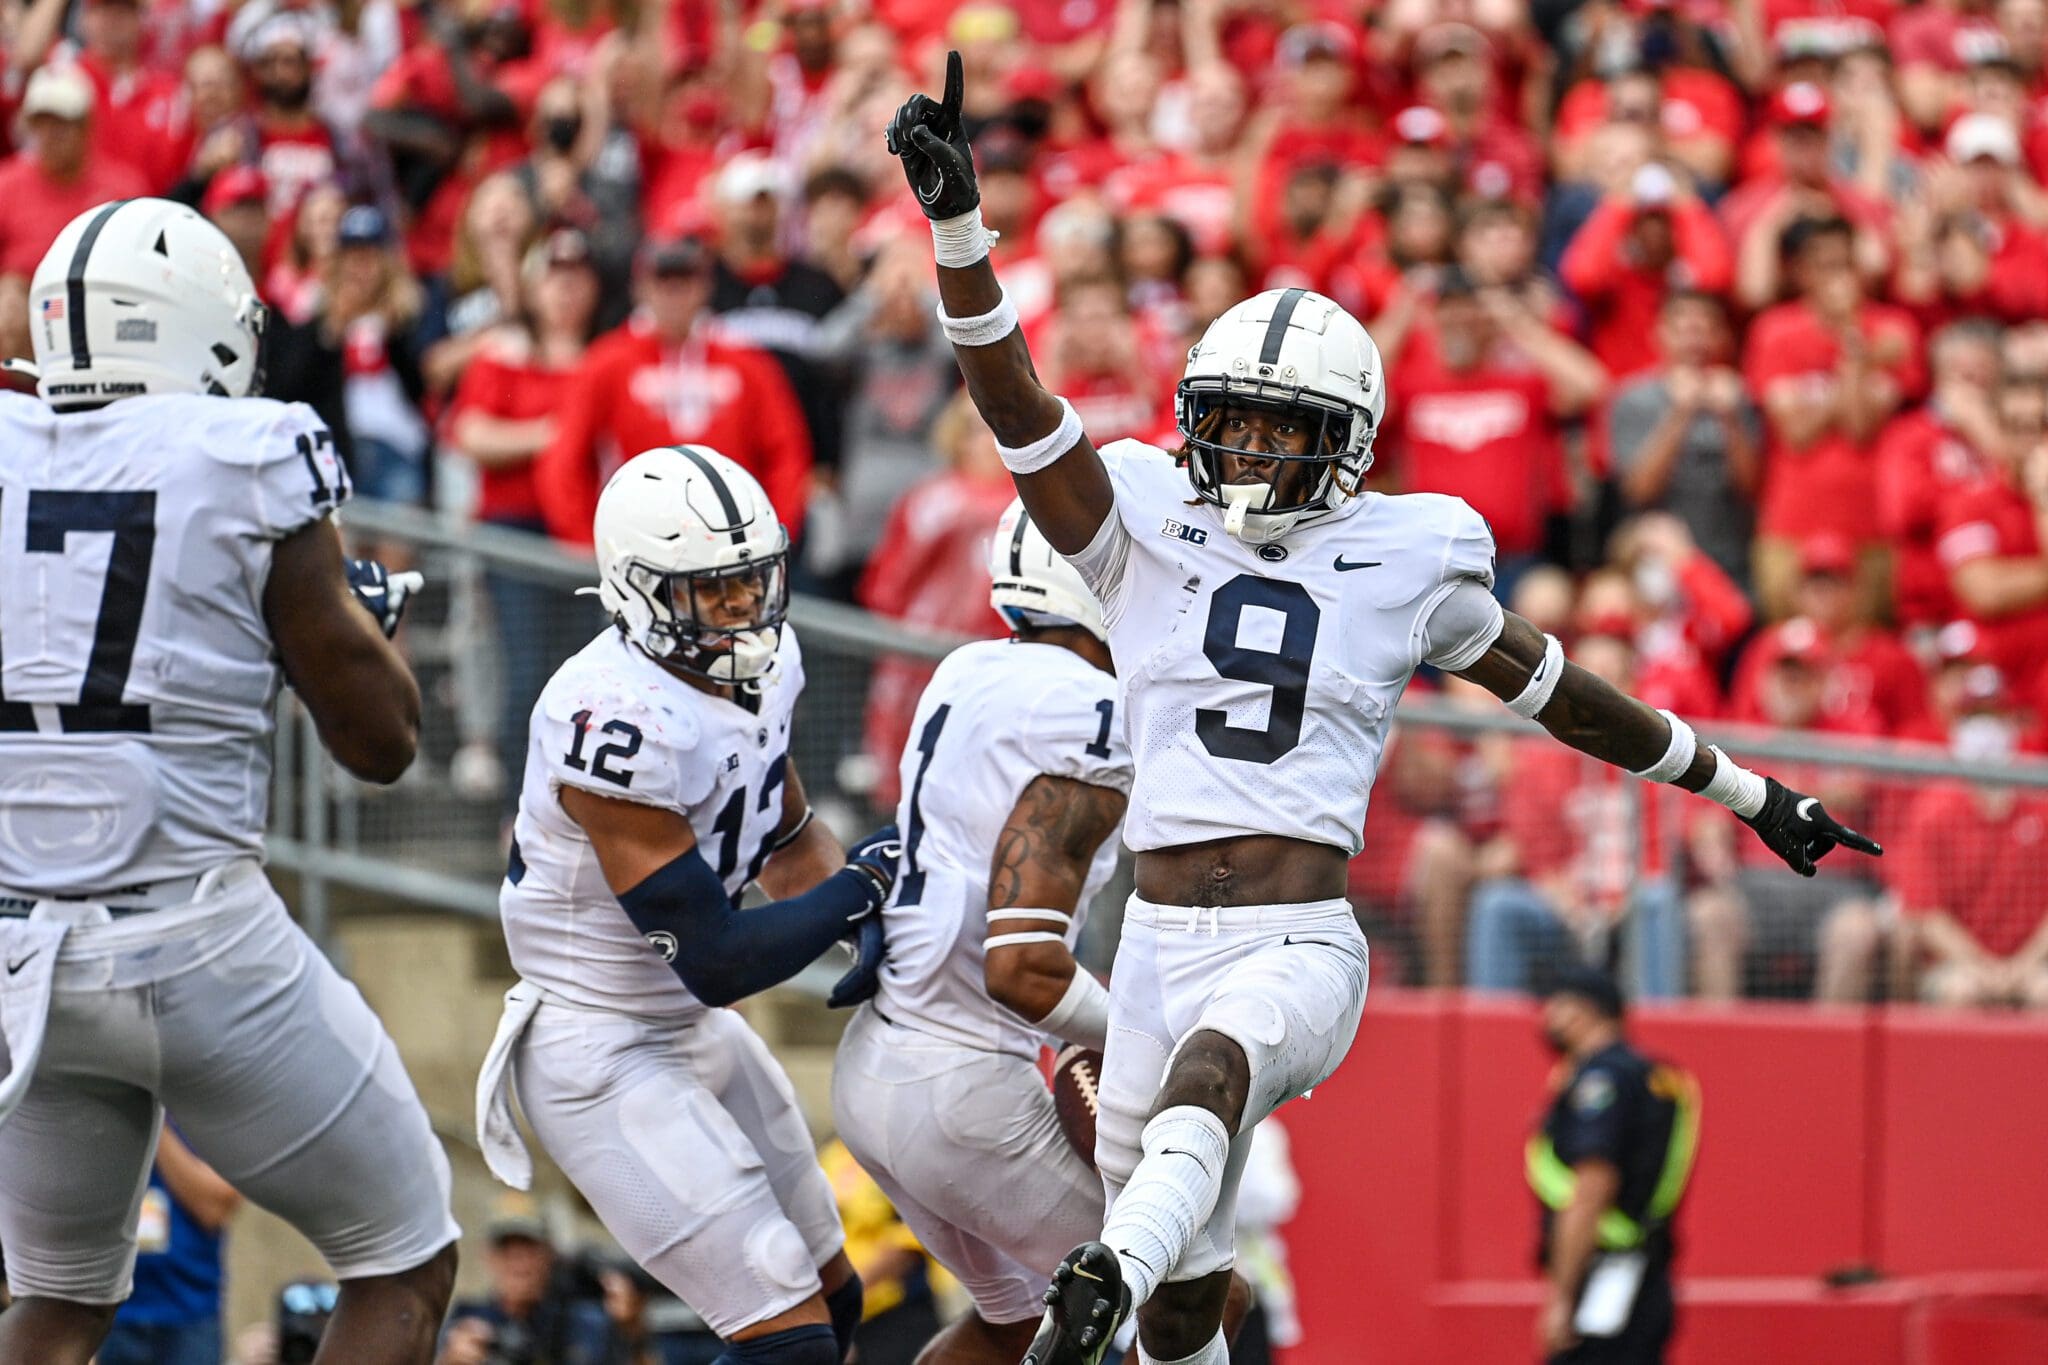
[1020,1242,1133,1365]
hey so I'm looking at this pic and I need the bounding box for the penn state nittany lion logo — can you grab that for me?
[645,931,679,962]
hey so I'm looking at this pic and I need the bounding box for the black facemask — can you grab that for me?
[543,114,582,153]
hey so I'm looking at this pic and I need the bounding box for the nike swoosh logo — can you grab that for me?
[1796,798,1818,822]
[6,953,34,975]
[917,176,944,205]
[1071,1264,1104,1283]
[1333,556,1383,572]
[1160,1146,1212,1174]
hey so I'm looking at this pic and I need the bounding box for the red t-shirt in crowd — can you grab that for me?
[1503,740,1678,909]
[1876,407,2000,628]
[1728,624,1927,733]
[1745,299,1924,542]
[534,316,812,547]
[448,336,580,525]
[254,117,341,217]
[1934,472,2048,686]
[1384,328,1568,557]
[1890,784,2048,957]
[76,51,187,193]
[1558,196,1734,378]
[0,152,149,278]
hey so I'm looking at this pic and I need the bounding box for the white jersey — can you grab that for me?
[1069,439,1499,854]
[873,638,1130,1058]
[501,626,805,1018]
[0,392,348,894]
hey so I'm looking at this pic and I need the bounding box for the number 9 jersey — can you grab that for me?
[500,625,804,1017]
[0,392,348,894]
[1066,439,1502,855]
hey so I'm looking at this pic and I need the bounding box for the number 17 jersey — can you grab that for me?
[0,392,348,894]
[1069,439,1499,856]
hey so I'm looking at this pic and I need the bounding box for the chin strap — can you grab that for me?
[1,358,41,382]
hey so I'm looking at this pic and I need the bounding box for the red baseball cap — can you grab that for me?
[1770,82,1831,129]
[202,165,269,217]
[1798,533,1857,578]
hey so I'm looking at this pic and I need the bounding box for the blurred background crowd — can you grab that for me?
[5,0,2048,1008]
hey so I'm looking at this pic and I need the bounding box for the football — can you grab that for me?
[1051,1043,1104,1167]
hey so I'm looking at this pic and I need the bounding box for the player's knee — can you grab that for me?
[1154,1030,1250,1127]
[717,1322,839,1364]
[387,1239,459,1317]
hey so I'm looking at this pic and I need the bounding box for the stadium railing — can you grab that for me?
[271,501,2048,1005]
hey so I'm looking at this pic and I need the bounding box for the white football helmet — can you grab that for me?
[16,198,268,409]
[593,445,791,686]
[1176,287,1386,544]
[988,497,1107,642]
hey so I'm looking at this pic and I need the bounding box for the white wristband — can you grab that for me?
[1700,745,1769,819]
[938,289,1019,347]
[996,398,1084,475]
[1505,633,1566,720]
[931,206,999,268]
[1037,966,1111,1051]
[1631,710,1698,784]
[988,907,1073,927]
[987,931,1068,950]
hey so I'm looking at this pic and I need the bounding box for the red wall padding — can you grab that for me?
[1276,992,2048,1365]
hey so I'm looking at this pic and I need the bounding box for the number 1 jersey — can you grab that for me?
[1069,439,1499,856]
[501,626,804,1017]
[0,392,348,893]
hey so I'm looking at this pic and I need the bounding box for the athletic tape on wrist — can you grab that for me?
[937,289,1019,347]
[930,207,999,268]
[996,398,1083,475]
[1037,967,1110,1051]
[987,907,1074,927]
[1701,745,1769,819]
[1631,710,1699,785]
[986,931,1069,950]
[1505,633,1566,720]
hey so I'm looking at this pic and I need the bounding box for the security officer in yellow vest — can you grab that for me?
[1528,968,1701,1364]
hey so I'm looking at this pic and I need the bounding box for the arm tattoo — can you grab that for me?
[988,775,1130,912]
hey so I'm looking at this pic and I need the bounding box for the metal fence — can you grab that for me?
[276,502,2048,1009]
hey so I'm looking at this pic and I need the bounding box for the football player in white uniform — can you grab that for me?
[475,445,898,1365]
[832,498,1129,1365]
[888,59,1884,1365]
[0,199,459,1364]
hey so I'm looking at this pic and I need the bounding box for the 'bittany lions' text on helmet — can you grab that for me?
[18,198,269,409]
[592,446,791,686]
[1176,287,1385,544]
[988,498,1108,642]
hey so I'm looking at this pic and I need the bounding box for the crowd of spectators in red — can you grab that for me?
[4,0,2047,1006]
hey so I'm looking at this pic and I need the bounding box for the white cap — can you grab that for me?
[715,152,788,204]
[1947,113,2020,166]
[21,65,92,122]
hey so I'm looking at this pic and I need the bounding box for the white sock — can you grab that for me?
[1137,1329,1228,1365]
[1099,1105,1231,1309]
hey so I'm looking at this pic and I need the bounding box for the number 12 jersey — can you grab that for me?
[501,627,804,1018]
[1067,439,1501,856]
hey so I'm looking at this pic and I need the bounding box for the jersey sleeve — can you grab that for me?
[1008,669,1133,795]
[236,401,352,540]
[534,667,705,812]
[1409,496,1502,671]
[1063,438,1175,623]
